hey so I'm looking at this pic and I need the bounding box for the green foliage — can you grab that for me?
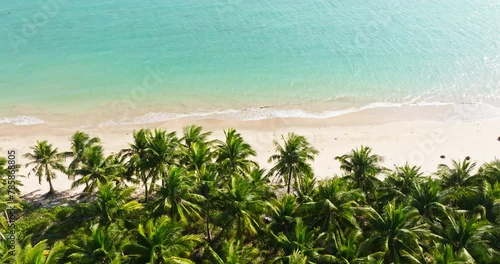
[335,145,384,196]
[268,133,318,194]
[5,128,500,263]
[24,141,68,194]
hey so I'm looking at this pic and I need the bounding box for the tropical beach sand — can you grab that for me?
[1,105,499,197]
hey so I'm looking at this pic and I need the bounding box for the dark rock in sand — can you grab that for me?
[465,156,470,160]
[440,155,445,159]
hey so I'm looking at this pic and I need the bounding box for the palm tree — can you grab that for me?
[432,243,469,264]
[0,154,22,217]
[409,178,448,223]
[181,125,212,149]
[431,210,498,263]
[121,129,152,202]
[195,165,222,242]
[72,146,120,194]
[145,129,179,190]
[268,133,318,194]
[268,195,300,235]
[24,141,67,195]
[207,238,259,264]
[216,176,268,239]
[452,181,500,225]
[306,178,363,242]
[67,223,123,263]
[182,142,214,172]
[380,164,424,205]
[317,229,370,264]
[152,167,204,224]
[293,172,316,204]
[67,131,101,179]
[15,239,65,264]
[0,238,13,264]
[477,159,500,186]
[361,202,428,263]
[215,128,257,179]
[437,159,479,189]
[122,216,201,264]
[92,182,143,226]
[335,146,383,195]
[271,217,323,262]
[273,250,310,264]
[247,167,274,198]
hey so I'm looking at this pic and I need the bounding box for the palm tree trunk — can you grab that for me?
[46,166,55,194]
[206,201,212,242]
[144,180,149,203]
[237,216,242,239]
[47,175,55,194]
[287,170,292,194]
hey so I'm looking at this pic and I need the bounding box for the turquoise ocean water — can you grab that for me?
[1,0,499,125]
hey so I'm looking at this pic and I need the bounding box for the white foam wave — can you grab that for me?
[0,116,45,126]
[99,101,461,126]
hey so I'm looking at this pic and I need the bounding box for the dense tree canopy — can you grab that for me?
[1,126,499,263]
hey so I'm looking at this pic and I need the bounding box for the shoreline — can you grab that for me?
[1,99,500,127]
[1,105,499,197]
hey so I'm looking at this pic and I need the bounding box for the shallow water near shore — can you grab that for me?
[1,0,499,125]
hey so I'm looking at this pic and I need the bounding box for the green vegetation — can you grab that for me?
[1,126,499,263]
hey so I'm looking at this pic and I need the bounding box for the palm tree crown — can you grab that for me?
[268,133,318,194]
[24,141,67,195]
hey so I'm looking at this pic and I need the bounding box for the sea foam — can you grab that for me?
[0,116,45,126]
[100,101,462,126]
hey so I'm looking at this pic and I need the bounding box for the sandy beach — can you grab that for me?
[1,104,499,197]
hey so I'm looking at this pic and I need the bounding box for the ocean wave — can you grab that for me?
[100,101,463,126]
[0,116,45,126]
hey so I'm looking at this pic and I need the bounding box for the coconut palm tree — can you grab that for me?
[380,164,424,205]
[438,159,479,189]
[453,181,500,225]
[361,202,428,263]
[207,238,259,264]
[477,159,500,186]
[431,210,498,263]
[293,172,316,204]
[24,141,67,195]
[268,133,318,194]
[268,195,300,235]
[216,176,268,239]
[195,165,222,242]
[15,239,65,264]
[215,128,257,179]
[145,129,179,190]
[152,167,204,224]
[181,142,214,172]
[72,146,121,194]
[67,131,101,179]
[120,129,152,202]
[306,178,363,241]
[122,216,201,264]
[247,167,274,198]
[0,154,22,210]
[92,182,143,227]
[409,178,448,223]
[181,125,212,150]
[432,243,469,264]
[0,239,13,264]
[273,250,310,264]
[335,146,383,195]
[271,217,323,262]
[67,223,124,263]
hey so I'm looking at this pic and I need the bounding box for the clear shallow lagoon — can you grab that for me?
[1,0,499,124]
